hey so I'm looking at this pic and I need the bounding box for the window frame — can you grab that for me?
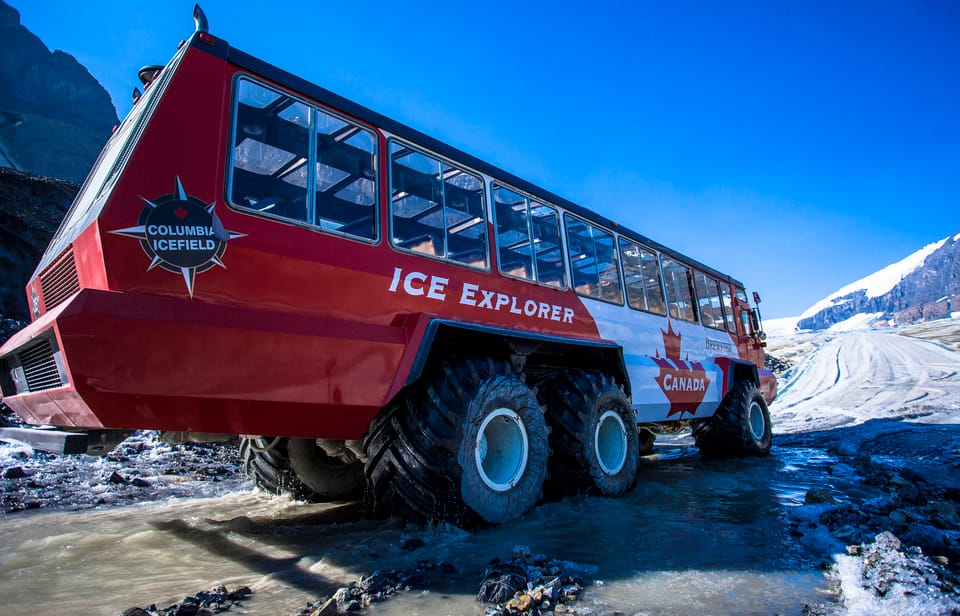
[386,137,491,272]
[693,270,727,332]
[661,257,699,323]
[720,284,737,334]
[617,236,667,316]
[490,180,568,290]
[563,212,624,306]
[226,74,381,245]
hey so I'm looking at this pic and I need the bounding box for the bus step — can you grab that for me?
[0,427,88,455]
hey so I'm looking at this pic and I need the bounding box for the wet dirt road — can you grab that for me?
[0,440,849,615]
[4,325,958,614]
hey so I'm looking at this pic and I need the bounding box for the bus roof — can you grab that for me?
[194,34,745,288]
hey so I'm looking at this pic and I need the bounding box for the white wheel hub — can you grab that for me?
[748,400,766,440]
[475,408,529,492]
[595,410,628,475]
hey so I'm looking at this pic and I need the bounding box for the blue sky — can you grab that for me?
[14,0,959,318]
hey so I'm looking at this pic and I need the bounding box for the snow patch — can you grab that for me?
[833,533,960,616]
[800,236,950,319]
[826,312,885,332]
[763,316,801,338]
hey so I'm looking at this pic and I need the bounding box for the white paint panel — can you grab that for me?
[579,297,738,424]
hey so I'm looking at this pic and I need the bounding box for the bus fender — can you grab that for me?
[713,357,759,400]
[387,317,630,400]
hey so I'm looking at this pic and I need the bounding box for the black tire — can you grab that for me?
[286,438,364,500]
[240,436,307,498]
[538,371,639,497]
[692,380,772,458]
[638,427,656,456]
[363,358,549,527]
[241,437,363,501]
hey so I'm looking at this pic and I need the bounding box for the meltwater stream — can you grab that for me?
[0,442,848,615]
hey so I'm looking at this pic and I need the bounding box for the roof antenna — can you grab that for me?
[193,4,209,33]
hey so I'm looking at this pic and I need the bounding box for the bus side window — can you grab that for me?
[493,184,566,288]
[619,238,666,315]
[390,141,488,268]
[529,204,564,287]
[230,77,379,240]
[443,167,487,267]
[720,285,737,333]
[662,258,697,323]
[494,185,534,280]
[694,271,725,330]
[390,145,444,256]
[314,111,377,239]
[565,215,623,304]
[231,79,310,222]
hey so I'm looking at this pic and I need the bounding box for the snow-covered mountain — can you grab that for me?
[794,232,960,331]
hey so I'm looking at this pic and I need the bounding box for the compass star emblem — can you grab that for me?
[112,177,245,296]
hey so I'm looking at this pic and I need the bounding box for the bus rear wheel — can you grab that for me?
[286,438,364,500]
[539,371,640,497]
[241,436,304,498]
[241,437,363,501]
[363,358,549,527]
[692,380,772,457]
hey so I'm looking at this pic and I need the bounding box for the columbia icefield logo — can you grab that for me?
[112,177,245,296]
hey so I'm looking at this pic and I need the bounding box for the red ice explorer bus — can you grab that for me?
[0,6,775,526]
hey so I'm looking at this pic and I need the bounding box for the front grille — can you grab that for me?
[18,339,64,392]
[39,249,80,312]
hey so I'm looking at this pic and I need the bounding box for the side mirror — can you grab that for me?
[751,308,766,340]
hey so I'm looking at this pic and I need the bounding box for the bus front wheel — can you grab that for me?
[692,380,772,457]
[364,358,549,527]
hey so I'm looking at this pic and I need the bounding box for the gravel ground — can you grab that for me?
[1,407,247,514]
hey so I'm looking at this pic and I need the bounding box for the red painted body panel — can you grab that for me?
[759,371,777,404]
[5,288,408,438]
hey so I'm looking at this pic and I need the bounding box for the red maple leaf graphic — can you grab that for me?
[173,206,189,220]
[654,320,711,418]
[661,320,683,360]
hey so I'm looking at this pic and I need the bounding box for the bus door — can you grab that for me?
[735,290,765,363]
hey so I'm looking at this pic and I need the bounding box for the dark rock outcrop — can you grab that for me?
[0,167,77,320]
[0,0,118,183]
[798,234,960,330]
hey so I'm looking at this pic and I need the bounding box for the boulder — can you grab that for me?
[804,487,837,505]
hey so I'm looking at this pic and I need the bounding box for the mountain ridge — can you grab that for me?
[794,232,960,331]
[0,0,118,183]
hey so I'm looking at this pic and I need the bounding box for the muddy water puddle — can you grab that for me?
[0,441,852,615]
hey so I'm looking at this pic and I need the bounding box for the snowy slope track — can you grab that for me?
[771,330,960,433]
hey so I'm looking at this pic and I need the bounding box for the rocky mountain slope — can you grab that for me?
[0,0,118,183]
[0,167,76,323]
[797,232,960,330]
